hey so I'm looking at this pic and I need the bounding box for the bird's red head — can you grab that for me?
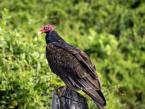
[38,24,54,35]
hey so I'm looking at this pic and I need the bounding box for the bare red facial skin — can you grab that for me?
[40,24,54,33]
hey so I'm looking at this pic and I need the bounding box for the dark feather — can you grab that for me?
[45,31,106,108]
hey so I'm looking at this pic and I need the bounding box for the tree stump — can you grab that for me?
[52,87,89,109]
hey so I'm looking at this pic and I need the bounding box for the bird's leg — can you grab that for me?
[55,86,68,98]
[55,86,64,96]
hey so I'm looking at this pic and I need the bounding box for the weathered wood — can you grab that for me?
[52,87,89,109]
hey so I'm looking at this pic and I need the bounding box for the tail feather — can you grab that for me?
[96,103,104,109]
[93,90,106,109]
[96,90,106,105]
[83,90,106,109]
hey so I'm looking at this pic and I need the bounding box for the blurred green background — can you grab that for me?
[0,0,145,109]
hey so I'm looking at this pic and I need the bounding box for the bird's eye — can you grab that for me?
[44,26,48,30]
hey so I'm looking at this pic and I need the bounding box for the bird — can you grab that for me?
[38,24,106,109]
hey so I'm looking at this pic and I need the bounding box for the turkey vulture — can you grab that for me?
[38,24,106,109]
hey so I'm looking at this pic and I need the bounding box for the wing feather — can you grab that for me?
[52,41,97,79]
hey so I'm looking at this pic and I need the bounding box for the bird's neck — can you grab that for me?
[45,31,64,44]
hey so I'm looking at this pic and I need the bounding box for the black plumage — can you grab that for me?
[39,24,106,109]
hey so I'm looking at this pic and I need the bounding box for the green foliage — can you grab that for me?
[0,0,145,109]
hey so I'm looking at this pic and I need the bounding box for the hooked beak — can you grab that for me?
[37,27,45,36]
[37,31,42,36]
